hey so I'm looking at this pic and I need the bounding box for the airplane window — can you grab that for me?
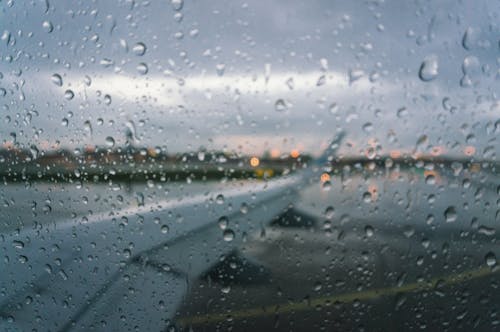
[1,0,499,330]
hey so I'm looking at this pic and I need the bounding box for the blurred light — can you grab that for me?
[470,163,480,173]
[464,146,476,156]
[368,184,378,201]
[147,147,157,157]
[84,145,95,153]
[320,173,330,183]
[389,150,401,159]
[270,149,280,158]
[424,170,441,184]
[290,149,300,158]
[250,157,260,167]
[2,141,14,149]
[430,146,444,156]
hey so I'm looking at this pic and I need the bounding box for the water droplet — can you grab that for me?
[403,226,415,238]
[425,174,435,185]
[363,191,372,203]
[485,252,496,267]
[316,75,326,86]
[104,94,112,105]
[132,42,146,56]
[478,226,495,236]
[421,238,430,248]
[275,99,288,112]
[362,122,373,133]
[286,77,294,90]
[418,56,439,81]
[218,216,228,230]
[18,255,28,263]
[161,225,169,234]
[197,151,205,161]
[61,118,68,127]
[171,0,184,11]
[216,194,225,204]
[123,249,131,259]
[329,103,338,114]
[320,58,328,71]
[84,75,92,86]
[462,27,477,50]
[137,63,148,75]
[215,63,225,76]
[365,225,374,237]
[51,73,63,86]
[1,30,11,45]
[64,89,74,100]
[240,203,248,214]
[322,181,331,191]
[444,206,457,223]
[397,107,408,118]
[460,56,480,87]
[100,58,114,67]
[42,20,53,33]
[173,12,183,22]
[59,269,68,280]
[29,145,39,159]
[189,28,199,38]
[12,240,24,249]
[223,229,235,242]
[416,256,424,266]
[105,136,115,147]
[348,69,364,84]
[324,206,334,219]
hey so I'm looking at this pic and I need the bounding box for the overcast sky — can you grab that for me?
[0,0,498,158]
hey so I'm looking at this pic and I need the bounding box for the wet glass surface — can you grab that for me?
[0,0,499,331]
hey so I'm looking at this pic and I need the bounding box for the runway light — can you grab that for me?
[270,149,280,158]
[320,173,330,183]
[390,150,401,159]
[250,157,260,167]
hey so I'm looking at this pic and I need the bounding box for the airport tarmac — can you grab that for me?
[176,167,500,331]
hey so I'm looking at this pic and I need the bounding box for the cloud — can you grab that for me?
[0,0,498,158]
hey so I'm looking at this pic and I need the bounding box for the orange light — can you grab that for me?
[320,173,330,183]
[270,149,280,158]
[430,146,444,156]
[464,146,475,156]
[290,149,300,158]
[389,150,401,159]
[368,184,378,201]
[250,157,260,167]
[424,170,437,177]
[146,147,157,157]
[424,170,441,184]
[469,163,480,173]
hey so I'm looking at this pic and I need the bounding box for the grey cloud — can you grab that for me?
[0,0,498,158]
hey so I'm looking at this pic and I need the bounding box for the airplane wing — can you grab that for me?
[0,134,344,331]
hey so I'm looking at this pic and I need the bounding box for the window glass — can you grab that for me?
[1,0,499,330]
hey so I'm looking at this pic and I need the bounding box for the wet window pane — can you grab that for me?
[1,0,499,330]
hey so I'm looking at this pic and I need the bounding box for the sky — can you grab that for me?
[0,0,498,158]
